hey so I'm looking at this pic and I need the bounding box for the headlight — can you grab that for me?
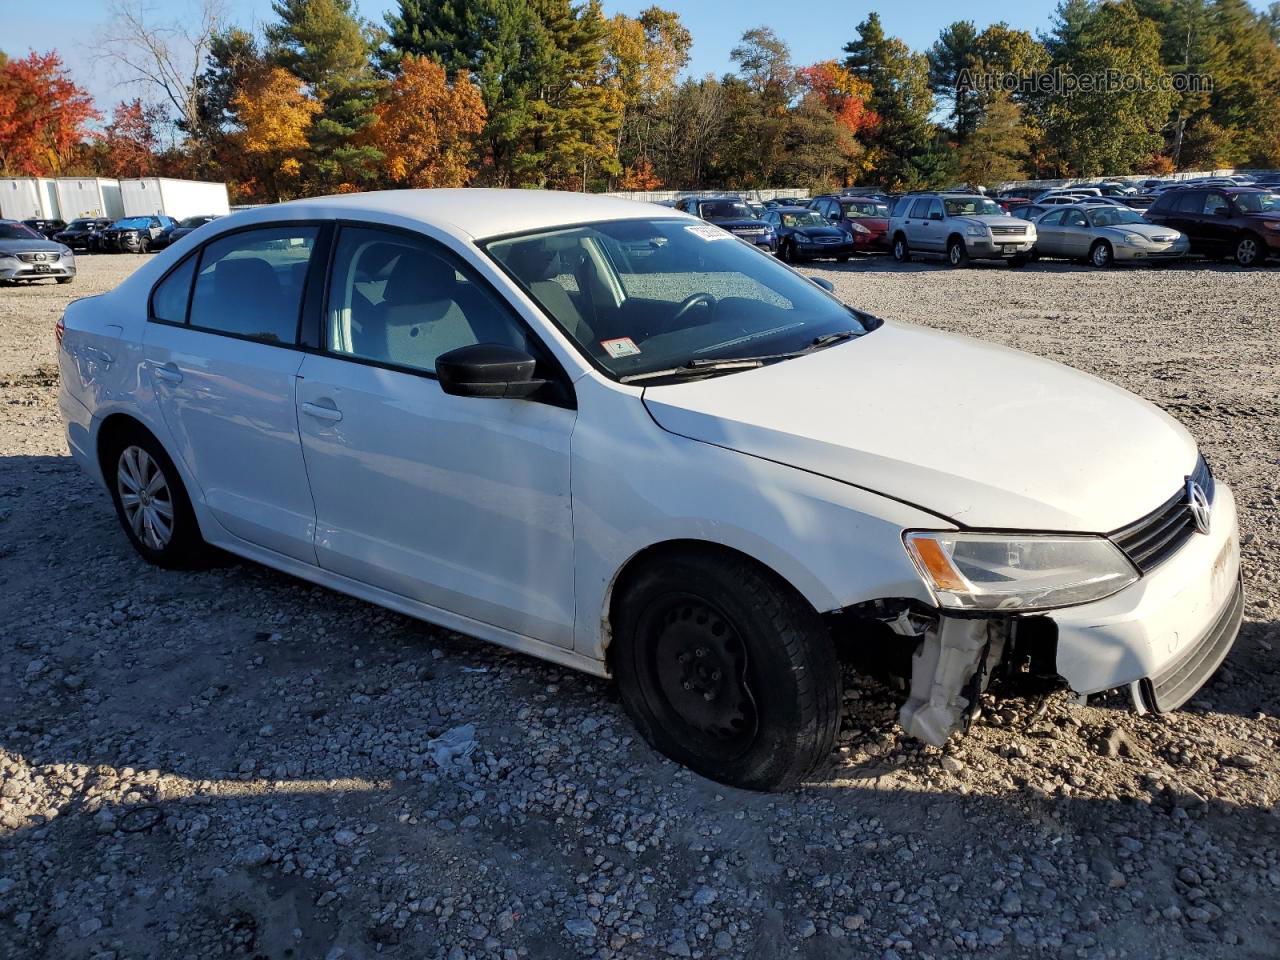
[904,531,1139,612]
[964,224,985,237]
[1120,232,1145,245]
[1263,221,1280,231]
[849,222,871,234]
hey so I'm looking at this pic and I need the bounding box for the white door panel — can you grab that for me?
[142,323,317,562]
[295,354,578,647]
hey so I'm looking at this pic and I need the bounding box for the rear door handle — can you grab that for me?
[301,400,343,422]
[153,363,183,384]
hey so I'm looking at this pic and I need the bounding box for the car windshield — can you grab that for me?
[698,201,753,219]
[943,197,1003,216]
[780,211,827,227]
[842,201,890,217]
[0,223,40,240]
[1230,191,1280,213]
[1087,208,1146,227]
[68,219,97,229]
[179,216,209,227]
[486,218,871,380]
[113,217,152,228]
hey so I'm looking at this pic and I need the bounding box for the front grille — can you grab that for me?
[813,236,842,244]
[732,228,764,236]
[16,252,59,263]
[1151,235,1176,242]
[1110,456,1214,572]
[990,226,1026,236]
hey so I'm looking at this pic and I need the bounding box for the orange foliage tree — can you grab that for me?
[364,56,486,189]
[97,99,165,177]
[795,60,878,184]
[0,52,98,175]
[231,66,321,201]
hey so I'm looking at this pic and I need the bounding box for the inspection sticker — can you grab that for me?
[685,223,731,241]
[601,337,642,359]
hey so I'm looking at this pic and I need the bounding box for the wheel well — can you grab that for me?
[603,539,818,668]
[892,230,906,243]
[96,413,157,480]
[947,233,964,246]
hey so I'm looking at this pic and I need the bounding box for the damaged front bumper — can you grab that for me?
[894,481,1242,745]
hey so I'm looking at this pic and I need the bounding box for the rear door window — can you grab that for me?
[187,226,319,344]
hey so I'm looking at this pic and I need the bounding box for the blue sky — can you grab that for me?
[3,0,1266,125]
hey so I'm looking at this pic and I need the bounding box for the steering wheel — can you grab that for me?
[671,292,717,325]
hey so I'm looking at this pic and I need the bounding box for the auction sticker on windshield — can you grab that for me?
[685,223,730,241]
[601,337,642,359]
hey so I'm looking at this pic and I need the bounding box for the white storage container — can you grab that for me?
[0,177,61,220]
[120,178,230,220]
[55,177,124,219]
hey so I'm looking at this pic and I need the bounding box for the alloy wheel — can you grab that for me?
[1092,243,1112,267]
[117,445,175,550]
[1236,237,1258,265]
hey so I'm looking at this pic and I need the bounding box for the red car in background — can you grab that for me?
[810,195,892,251]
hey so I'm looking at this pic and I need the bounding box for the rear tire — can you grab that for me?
[613,551,841,791]
[103,426,209,569]
[1234,233,1262,266]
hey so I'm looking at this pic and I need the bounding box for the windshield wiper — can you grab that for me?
[617,330,864,385]
[619,358,765,384]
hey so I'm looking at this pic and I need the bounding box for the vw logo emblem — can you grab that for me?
[1186,479,1211,535]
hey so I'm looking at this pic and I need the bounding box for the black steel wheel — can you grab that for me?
[613,550,841,791]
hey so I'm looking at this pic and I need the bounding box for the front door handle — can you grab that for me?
[301,400,343,422]
[153,363,183,384]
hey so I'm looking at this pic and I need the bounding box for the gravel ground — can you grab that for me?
[1,251,1278,960]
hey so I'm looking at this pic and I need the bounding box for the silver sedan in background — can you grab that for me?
[1034,204,1189,267]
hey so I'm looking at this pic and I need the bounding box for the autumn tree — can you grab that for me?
[97,99,166,177]
[0,51,98,175]
[795,60,878,185]
[364,56,486,188]
[232,66,321,200]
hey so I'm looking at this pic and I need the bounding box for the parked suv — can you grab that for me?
[889,193,1036,266]
[1145,186,1279,266]
[674,196,775,250]
[99,215,177,253]
[22,218,66,240]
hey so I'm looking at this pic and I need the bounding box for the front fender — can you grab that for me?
[569,377,948,663]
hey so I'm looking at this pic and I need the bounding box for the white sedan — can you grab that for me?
[57,190,1242,790]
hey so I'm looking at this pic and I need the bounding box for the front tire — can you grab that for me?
[947,237,969,267]
[1089,240,1113,268]
[104,427,208,568]
[56,276,74,284]
[892,235,910,262]
[613,551,842,791]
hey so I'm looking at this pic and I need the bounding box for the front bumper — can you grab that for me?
[0,257,75,280]
[1050,481,1241,705]
[968,236,1035,258]
[1114,240,1190,261]
[795,239,856,259]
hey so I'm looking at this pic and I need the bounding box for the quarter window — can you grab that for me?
[187,226,318,343]
[150,255,197,324]
[326,227,531,374]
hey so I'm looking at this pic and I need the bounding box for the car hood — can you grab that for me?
[0,239,67,254]
[1243,211,1280,224]
[642,322,1197,532]
[962,214,1035,229]
[849,217,888,231]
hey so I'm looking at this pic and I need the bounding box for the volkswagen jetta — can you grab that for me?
[57,190,1242,790]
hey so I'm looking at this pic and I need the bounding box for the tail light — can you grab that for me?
[55,315,65,347]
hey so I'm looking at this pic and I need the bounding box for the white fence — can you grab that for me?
[996,168,1277,192]
[603,187,811,203]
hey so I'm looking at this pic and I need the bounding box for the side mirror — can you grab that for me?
[828,213,841,224]
[809,276,835,292]
[436,343,546,399]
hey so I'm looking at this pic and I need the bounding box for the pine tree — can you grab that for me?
[266,0,383,190]
[928,21,982,141]
[843,14,938,189]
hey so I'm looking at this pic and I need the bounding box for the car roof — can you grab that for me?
[835,195,884,203]
[772,205,815,212]
[270,189,688,241]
